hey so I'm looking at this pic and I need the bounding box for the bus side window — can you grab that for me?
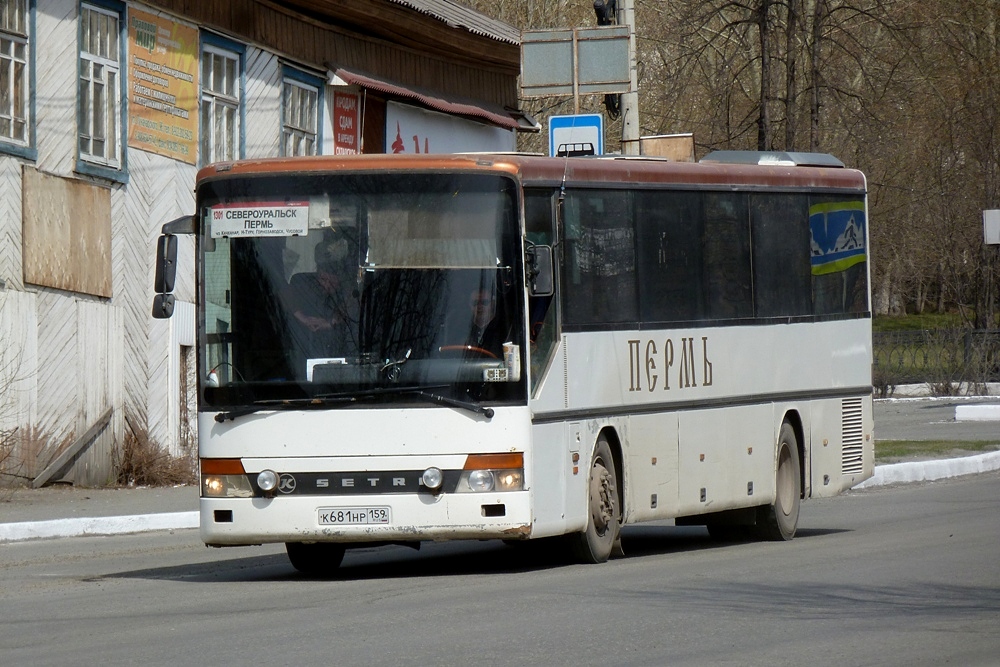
[751,193,812,318]
[810,196,869,315]
[561,190,638,326]
[702,193,753,320]
[525,189,558,393]
[636,191,704,323]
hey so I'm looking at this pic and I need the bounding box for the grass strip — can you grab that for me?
[875,439,1000,462]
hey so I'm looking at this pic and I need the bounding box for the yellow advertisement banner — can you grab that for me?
[127,10,199,164]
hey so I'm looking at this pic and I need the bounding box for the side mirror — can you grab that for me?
[152,293,176,319]
[154,234,178,293]
[526,245,554,297]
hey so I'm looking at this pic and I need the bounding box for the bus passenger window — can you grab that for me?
[636,191,703,323]
[810,196,869,315]
[751,194,812,318]
[702,194,752,320]
[562,190,638,326]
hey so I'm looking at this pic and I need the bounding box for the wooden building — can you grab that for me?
[0,0,533,486]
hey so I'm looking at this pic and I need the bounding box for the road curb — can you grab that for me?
[855,450,1000,489]
[0,511,198,543]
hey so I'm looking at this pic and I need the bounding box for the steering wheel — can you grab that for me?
[437,344,499,360]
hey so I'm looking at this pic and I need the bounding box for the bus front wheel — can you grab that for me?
[754,422,801,541]
[570,435,621,563]
[285,542,346,576]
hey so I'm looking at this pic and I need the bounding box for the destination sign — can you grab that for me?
[209,202,309,238]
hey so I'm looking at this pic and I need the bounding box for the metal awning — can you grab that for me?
[330,68,539,132]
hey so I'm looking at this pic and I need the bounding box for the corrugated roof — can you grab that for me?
[385,0,520,45]
[333,68,539,131]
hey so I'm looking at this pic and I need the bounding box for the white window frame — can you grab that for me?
[0,0,28,146]
[78,2,121,169]
[281,77,319,156]
[200,43,240,165]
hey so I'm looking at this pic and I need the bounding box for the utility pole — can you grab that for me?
[618,0,640,155]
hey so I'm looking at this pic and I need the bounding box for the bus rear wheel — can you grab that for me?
[570,436,621,563]
[754,422,801,541]
[285,542,346,576]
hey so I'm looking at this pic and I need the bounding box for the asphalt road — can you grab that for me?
[2,470,998,667]
[875,395,1000,442]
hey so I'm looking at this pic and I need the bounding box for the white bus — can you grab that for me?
[153,151,874,574]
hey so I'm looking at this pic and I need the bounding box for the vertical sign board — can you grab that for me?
[984,209,1000,245]
[333,91,360,155]
[549,114,604,156]
[127,10,199,164]
[522,27,631,97]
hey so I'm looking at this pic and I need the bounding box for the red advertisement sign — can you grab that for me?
[334,91,360,155]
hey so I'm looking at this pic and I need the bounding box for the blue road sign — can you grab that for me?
[549,114,604,157]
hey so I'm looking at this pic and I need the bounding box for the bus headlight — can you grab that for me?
[458,468,523,492]
[467,469,495,492]
[257,469,279,494]
[202,474,254,498]
[201,458,254,498]
[496,470,523,490]
[457,453,524,493]
[422,467,444,490]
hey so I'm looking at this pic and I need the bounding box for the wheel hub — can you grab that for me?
[590,461,616,533]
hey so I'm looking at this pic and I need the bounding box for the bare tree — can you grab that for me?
[458,0,999,323]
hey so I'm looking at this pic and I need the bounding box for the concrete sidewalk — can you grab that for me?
[0,484,198,543]
[2,396,999,543]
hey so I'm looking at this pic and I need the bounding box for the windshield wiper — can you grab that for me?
[410,390,494,419]
[215,396,356,422]
[319,384,493,418]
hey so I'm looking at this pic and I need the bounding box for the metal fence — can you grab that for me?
[873,329,1000,394]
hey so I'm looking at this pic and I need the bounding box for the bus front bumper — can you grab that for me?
[200,491,532,546]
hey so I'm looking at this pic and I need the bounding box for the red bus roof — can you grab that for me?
[196,153,867,192]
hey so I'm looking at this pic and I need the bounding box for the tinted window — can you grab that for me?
[562,190,638,326]
[810,196,869,314]
[701,193,753,319]
[636,191,704,322]
[560,187,866,329]
[751,193,812,317]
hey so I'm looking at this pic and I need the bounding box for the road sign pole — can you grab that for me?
[572,29,580,114]
[619,0,640,155]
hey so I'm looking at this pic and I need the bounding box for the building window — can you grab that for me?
[0,0,28,146]
[200,43,241,165]
[282,77,319,156]
[78,2,121,169]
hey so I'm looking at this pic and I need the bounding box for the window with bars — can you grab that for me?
[200,44,240,165]
[282,77,319,156]
[78,3,121,168]
[0,0,28,146]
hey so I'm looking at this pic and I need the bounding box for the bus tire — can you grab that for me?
[754,422,801,541]
[570,435,621,563]
[285,542,346,575]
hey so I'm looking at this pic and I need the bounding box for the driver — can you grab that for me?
[286,231,356,362]
[466,287,507,357]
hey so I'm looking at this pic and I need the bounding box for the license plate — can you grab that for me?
[318,507,391,525]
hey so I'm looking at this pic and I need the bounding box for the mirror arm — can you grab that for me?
[161,214,196,235]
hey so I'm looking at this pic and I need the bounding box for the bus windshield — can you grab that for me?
[197,172,525,409]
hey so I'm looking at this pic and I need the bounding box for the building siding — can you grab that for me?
[0,0,520,486]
